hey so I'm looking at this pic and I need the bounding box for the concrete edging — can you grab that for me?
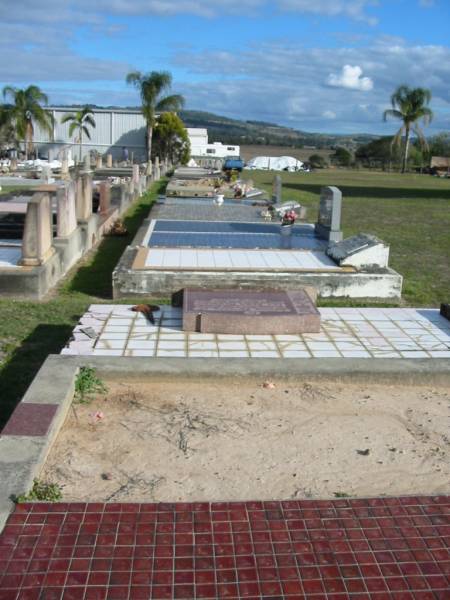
[1,354,450,530]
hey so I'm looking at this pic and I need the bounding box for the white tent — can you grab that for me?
[245,155,304,171]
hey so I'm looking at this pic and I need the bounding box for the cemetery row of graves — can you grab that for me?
[0,161,449,599]
[0,166,449,426]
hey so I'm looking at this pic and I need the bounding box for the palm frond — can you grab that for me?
[126,71,142,86]
[383,109,403,122]
[83,114,96,128]
[156,94,185,112]
[61,113,76,124]
[2,86,17,101]
[413,123,428,150]
[68,122,78,138]
[82,125,91,140]
[26,85,49,105]
[391,126,405,147]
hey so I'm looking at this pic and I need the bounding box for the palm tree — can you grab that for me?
[383,85,433,173]
[126,70,184,162]
[61,106,96,161]
[2,85,53,160]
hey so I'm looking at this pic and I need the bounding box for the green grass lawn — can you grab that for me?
[0,185,25,196]
[0,179,167,428]
[249,168,450,306]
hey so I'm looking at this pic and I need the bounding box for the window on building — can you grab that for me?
[206,149,215,154]
[227,147,235,151]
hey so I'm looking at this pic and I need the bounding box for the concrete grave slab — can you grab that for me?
[182,288,321,334]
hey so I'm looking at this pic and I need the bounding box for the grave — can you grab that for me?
[180,288,321,334]
[113,169,403,300]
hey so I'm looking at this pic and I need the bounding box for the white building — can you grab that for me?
[187,128,239,158]
[33,106,147,161]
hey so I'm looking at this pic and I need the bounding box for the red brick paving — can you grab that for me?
[0,496,449,599]
[1,403,58,437]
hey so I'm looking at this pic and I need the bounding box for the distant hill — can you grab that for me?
[179,110,376,150]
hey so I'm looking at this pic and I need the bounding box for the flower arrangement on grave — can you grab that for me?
[281,209,297,226]
[107,219,128,236]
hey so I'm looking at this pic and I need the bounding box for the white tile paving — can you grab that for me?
[144,248,341,271]
[62,305,450,360]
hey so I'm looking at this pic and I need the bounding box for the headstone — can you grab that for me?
[56,182,77,237]
[181,288,320,335]
[153,156,161,180]
[139,175,147,194]
[75,176,83,218]
[119,183,128,212]
[146,160,153,176]
[132,164,140,186]
[106,154,113,168]
[96,155,103,170]
[272,175,282,205]
[315,186,343,242]
[20,193,55,266]
[76,173,93,220]
[61,157,69,178]
[41,166,54,184]
[83,153,91,172]
[127,179,135,202]
[99,182,111,214]
[440,304,450,321]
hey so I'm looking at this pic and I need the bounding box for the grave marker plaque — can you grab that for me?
[182,288,320,334]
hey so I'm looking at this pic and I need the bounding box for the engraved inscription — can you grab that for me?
[185,289,317,316]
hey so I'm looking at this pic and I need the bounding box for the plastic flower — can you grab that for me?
[281,210,297,225]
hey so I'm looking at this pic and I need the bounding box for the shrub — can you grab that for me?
[16,479,62,503]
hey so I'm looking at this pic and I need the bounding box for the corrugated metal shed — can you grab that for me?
[33,106,147,161]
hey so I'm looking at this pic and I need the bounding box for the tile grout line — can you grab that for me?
[92,307,113,351]
[342,311,395,357]
[385,313,432,357]
[123,309,139,357]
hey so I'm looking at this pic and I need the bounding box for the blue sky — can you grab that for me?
[1,0,449,134]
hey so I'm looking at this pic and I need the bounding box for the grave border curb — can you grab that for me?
[1,354,450,531]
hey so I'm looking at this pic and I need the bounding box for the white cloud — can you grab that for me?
[323,110,337,119]
[0,0,378,23]
[172,40,450,133]
[279,0,377,24]
[327,65,374,91]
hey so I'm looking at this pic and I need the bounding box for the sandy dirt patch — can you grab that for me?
[41,378,450,502]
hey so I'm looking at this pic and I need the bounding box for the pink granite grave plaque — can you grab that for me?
[182,288,320,334]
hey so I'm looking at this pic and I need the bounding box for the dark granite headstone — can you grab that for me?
[440,303,450,321]
[315,186,343,242]
[272,175,282,205]
[182,288,321,334]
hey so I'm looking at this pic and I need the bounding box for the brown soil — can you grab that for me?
[41,378,450,502]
